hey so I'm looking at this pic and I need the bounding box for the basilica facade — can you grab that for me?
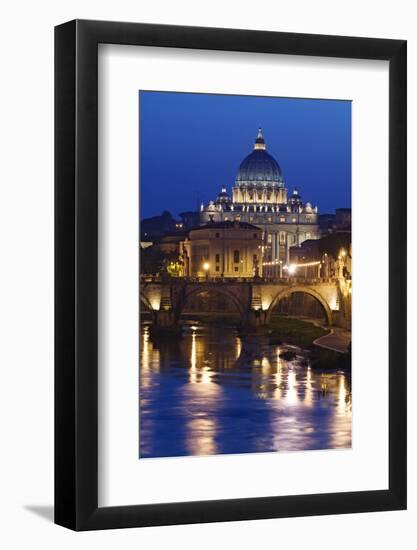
[200,128,320,271]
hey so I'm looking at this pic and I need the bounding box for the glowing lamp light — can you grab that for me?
[202,262,210,272]
[150,299,161,311]
[288,264,297,275]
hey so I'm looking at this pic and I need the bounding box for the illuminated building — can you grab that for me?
[182,221,263,278]
[200,128,320,273]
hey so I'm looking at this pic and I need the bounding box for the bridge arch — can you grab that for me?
[175,285,246,320]
[266,286,333,326]
[140,292,155,314]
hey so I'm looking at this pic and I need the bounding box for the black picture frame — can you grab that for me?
[55,19,407,531]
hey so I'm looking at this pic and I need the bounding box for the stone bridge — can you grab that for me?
[140,277,347,332]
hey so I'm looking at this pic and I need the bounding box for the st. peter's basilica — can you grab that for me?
[199,128,321,266]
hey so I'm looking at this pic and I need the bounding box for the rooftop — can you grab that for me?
[191,220,262,231]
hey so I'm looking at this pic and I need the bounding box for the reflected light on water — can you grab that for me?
[190,329,197,383]
[261,356,271,373]
[285,368,299,405]
[186,417,217,455]
[139,324,352,458]
[185,327,221,455]
[201,367,212,385]
[331,373,352,448]
[142,327,149,368]
[337,374,349,414]
[273,364,282,400]
[273,349,283,400]
[304,366,313,407]
[189,328,216,385]
[235,337,242,360]
[140,326,160,388]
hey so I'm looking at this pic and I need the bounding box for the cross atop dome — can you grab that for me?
[254,127,266,150]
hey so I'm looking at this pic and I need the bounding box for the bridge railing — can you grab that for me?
[140,275,338,285]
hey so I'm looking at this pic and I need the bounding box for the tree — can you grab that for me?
[317,232,351,260]
[140,246,180,276]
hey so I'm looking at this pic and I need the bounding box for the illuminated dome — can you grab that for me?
[215,186,231,204]
[288,188,303,211]
[289,188,302,205]
[236,128,284,187]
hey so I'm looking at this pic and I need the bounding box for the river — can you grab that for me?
[139,322,351,458]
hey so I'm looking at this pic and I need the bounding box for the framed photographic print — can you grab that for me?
[55,20,407,530]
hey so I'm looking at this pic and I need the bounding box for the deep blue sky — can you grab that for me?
[139,91,351,219]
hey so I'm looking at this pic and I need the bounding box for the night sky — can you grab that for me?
[139,91,351,220]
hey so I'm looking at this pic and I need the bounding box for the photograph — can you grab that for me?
[139,91,352,459]
[0,1,410,543]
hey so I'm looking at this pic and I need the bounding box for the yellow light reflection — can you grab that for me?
[140,326,160,388]
[304,366,313,407]
[285,368,299,405]
[235,337,242,360]
[142,327,149,372]
[189,327,216,386]
[189,329,197,384]
[186,417,217,456]
[273,364,283,400]
[261,356,271,373]
[185,326,220,455]
[331,374,352,448]
[337,374,348,414]
[201,366,213,385]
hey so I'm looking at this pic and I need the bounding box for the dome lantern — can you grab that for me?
[254,127,266,150]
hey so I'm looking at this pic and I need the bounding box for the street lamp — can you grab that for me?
[202,261,210,280]
[288,264,297,276]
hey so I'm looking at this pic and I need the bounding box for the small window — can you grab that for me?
[280,217,285,223]
[234,266,239,272]
[215,253,220,263]
[215,265,220,271]
[267,234,272,244]
[253,233,257,239]
[215,232,220,238]
[233,250,240,263]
